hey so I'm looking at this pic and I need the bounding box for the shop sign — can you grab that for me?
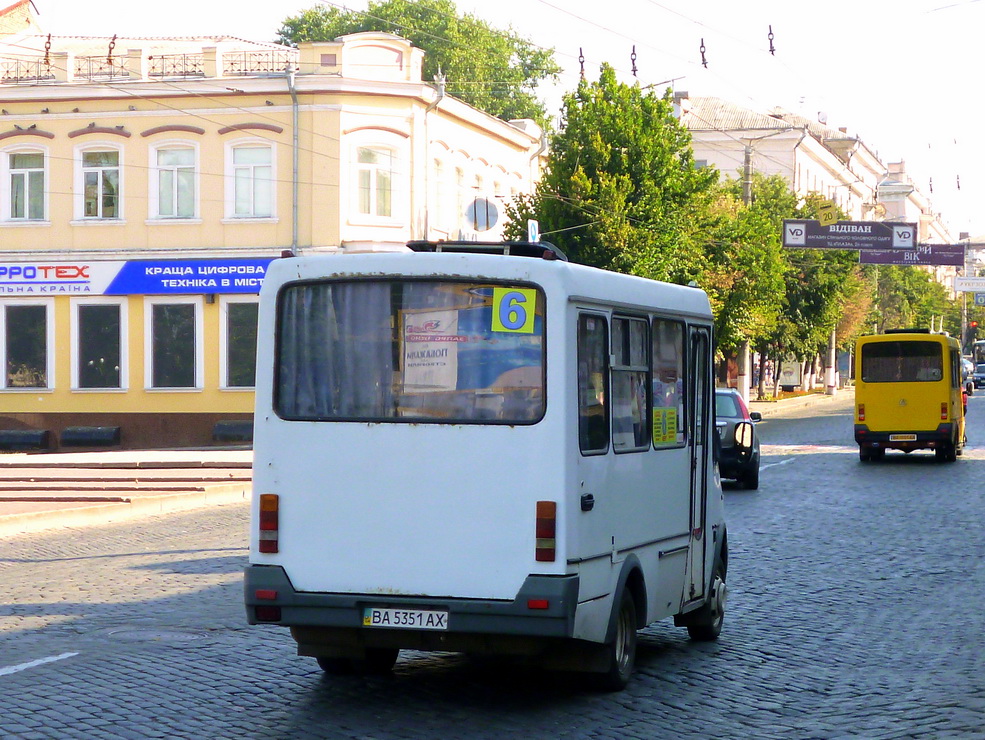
[0,258,274,295]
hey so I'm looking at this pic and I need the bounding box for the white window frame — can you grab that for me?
[148,140,200,223]
[73,142,124,223]
[223,138,276,221]
[1,145,48,223]
[70,296,128,391]
[143,296,204,390]
[219,295,259,390]
[0,298,54,391]
[344,129,408,227]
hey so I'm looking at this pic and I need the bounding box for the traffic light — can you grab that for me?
[968,320,979,344]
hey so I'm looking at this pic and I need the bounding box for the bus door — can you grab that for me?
[575,311,614,602]
[685,327,711,603]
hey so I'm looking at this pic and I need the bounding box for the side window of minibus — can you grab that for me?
[610,316,650,452]
[651,318,685,448]
[578,313,609,454]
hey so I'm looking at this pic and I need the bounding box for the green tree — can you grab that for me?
[505,64,717,283]
[702,173,788,357]
[277,1,561,126]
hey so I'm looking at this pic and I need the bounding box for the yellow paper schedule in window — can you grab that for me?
[653,407,677,446]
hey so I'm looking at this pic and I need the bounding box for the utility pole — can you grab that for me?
[736,145,754,402]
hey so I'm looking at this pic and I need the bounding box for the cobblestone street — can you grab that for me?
[1,392,983,738]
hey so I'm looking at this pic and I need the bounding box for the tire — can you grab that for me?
[742,462,760,490]
[316,656,354,675]
[859,445,871,462]
[686,557,727,642]
[594,588,638,692]
[317,648,399,675]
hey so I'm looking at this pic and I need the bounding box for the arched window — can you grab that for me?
[74,142,123,221]
[2,147,47,221]
[150,142,198,220]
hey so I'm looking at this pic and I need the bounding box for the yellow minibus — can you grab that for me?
[854,329,965,462]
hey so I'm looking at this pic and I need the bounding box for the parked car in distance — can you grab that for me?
[715,388,761,489]
[973,364,985,390]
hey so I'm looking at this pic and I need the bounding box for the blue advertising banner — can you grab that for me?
[0,258,274,295]
[103,259,273,295]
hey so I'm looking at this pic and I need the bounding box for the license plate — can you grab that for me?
[362,607,448,630]
[889,433,917,441]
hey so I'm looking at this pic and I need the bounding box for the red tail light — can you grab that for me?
[941,402,948,420]
[258,493,279,554]
[857,404,865,422]
[535,500,556,562]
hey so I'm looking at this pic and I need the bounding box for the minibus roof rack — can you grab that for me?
[884,328,931,334]
[406,240,568,262]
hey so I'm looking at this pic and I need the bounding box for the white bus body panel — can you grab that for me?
[250,252,722,641]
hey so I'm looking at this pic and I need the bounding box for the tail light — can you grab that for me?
[941,402,948,420]
[535,500,556,562]
[258,493,279,554]
[857,404,865,422]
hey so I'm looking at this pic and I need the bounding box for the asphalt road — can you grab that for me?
[1,390,983,739]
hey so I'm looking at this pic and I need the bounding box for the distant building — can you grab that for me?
[0,4,543,449]
[678,92,954,249]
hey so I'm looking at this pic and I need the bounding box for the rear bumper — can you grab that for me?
[854,423,954,449]
[245,564,581,653]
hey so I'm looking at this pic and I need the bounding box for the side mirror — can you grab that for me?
[749,411,762,422]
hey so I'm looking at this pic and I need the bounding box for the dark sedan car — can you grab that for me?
[715,388,761,489]
[973,364,985,390]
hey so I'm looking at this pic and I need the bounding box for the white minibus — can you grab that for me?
[245,241,728,690]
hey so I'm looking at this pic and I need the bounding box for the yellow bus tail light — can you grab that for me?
[941,402,948,420]
[857,404,865,422]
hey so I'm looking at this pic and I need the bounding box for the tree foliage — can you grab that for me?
[505,64,717,284]
[277,0,561,126]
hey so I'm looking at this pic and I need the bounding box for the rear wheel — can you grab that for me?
[741,462,760,490]
[594,589,638,692]
[317,648,399,675]
[686,557,727,641]
[859,445,871,462]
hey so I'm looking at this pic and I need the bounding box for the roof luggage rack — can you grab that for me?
[884,328,931,334]
[405,240,568,262]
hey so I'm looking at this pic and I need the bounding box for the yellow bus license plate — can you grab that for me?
[889,434,917,441]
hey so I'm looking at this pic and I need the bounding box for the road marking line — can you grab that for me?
[0,652,78,677]
[761,458,795,471]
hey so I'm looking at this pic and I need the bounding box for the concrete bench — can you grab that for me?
[60,426,122,447]
[0,429,53,451]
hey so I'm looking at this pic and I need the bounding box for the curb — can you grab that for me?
[749,387,854,418]
[0,483,251,538]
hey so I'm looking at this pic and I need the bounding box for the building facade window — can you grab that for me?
[72,299,125,390]
[1,300,52,389]
[145,297,203,389]
[152,145,196,219]
[220,297,259,389]
[82,150,120,218]
[230,144,273,218]
[9,151,45,220]
[356,146,393,217]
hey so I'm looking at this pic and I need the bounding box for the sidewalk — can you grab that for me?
[0,448,252,537]
[749,386,854,418]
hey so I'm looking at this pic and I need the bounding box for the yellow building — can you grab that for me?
[0,3,544,449]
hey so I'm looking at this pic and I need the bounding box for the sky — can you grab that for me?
[32,0,985,238]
